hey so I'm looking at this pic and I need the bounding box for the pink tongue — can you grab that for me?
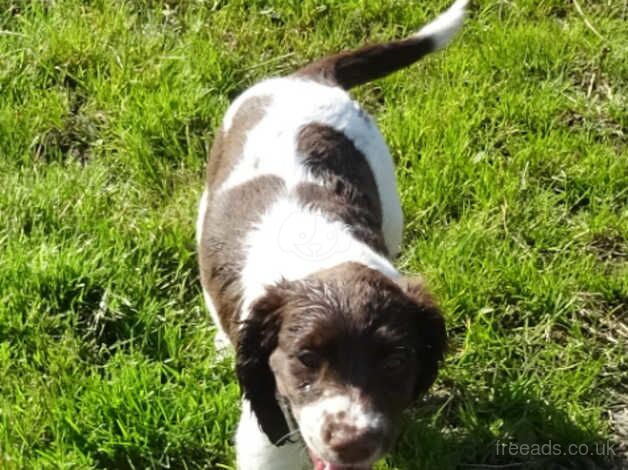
[313,459,327,470]
[312,457,371,470]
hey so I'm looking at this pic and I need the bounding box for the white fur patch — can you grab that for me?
[202,289,231,352]
[195,188,209,246]
[297,394,385,463]
[414,0,468,50]
[217,77,403,257]
[239,197,399,321]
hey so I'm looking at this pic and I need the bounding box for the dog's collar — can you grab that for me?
[276,393,304,446]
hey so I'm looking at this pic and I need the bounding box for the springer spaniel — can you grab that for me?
[197,1,468,468]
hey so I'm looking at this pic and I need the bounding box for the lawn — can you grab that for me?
[0,0,626,469]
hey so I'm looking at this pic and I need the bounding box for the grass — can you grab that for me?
[0,0,626,468]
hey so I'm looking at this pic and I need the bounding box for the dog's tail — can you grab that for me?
[293,0,469,90]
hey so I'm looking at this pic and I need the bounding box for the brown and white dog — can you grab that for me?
[197,1,467,469]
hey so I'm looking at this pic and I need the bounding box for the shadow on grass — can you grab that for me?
[388,386,625,470]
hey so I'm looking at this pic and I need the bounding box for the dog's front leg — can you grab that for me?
[235,400,307,470]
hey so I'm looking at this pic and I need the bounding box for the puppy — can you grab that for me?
[197,1,468,468]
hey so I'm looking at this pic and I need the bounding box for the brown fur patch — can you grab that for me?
[295,123,387,255]
[198,175,286,340]
[293,37,435,90]
[206,95,271,193]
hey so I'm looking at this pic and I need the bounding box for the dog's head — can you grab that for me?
[235,262,446,470]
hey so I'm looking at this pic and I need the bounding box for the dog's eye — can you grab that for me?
[381,350,410,373]
[297,350,321,369]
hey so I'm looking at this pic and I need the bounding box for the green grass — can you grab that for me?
[0,0,626,468]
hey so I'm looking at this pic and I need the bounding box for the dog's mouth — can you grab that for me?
[308,449,372,470]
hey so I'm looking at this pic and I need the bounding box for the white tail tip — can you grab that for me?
[414,0,469,50]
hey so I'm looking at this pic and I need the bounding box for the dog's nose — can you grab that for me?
[324,423,382,463]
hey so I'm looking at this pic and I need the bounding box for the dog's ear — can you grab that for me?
[397,276,447,397]
[235,285,291,445]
